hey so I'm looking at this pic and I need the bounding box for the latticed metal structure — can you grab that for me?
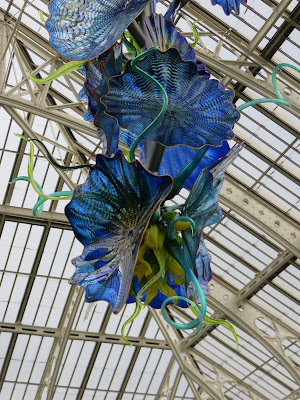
[0,0,299,399]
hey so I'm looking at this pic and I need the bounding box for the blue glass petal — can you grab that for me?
[181,144,243,299]
[140,141,230,190]
[144,13,209,79]
[211,0,247,15]
[93,44,134,155]
[46,0,154,61]
[94,13,209,154]
[164,0,189,21]
[195,238,212,296]
[79,52,109,122]
[102,48,240,148]
[65,150,173,313]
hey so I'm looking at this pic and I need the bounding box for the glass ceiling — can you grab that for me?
[0,0,299,399]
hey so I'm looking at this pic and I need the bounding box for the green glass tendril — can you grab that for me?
[123,34,138,56]
[190,19,203,48]
[129,48,169,162]
[14,135,73,200]
[162,295,202,340]
[121,291,142,346]
[163,240,207,336]
[189,301,240,351]
[17,135,92,171]
[167,145,208,200]
[39,10,46,23]
[10,176,73,216]
[237,63,300,111]
[28,61,85,84]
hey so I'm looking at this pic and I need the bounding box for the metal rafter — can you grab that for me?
[150,308,267,400]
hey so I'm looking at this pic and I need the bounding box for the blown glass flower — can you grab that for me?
[92,13,210,155]
[211,0,247,15]
[65,150,173,313]
[46,0,154,60]
[182,144,242,299]
[101,47,240,148]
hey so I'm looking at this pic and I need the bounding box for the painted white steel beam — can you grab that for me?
[180,1,300,121]
[149,308,224,400]
[237,249,293,303]
[1,203,299,338]
[205,279,300,385]
[35,286,83,400]
[0,321,169,349]
[282,389,300,400]
[0,96,97,138]
[150,308,267,400]
[220,176,300,258]
[3,6,300,123]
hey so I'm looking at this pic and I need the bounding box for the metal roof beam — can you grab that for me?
[181,2,300,120]
[220,176,300,258]
[185,278,300,385]
[0,97,97,138]
[0,322,170,350]
[237,249,295,302]
[0,222,50,393]
[233,2,300,102]
[35,286,83,400]
[150,308,267,400]
[115,312,152,400]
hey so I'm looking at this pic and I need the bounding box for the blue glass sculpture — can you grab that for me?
[46,0,154,60]
[211,0,247,15]
[102,48,240,148]
[65,150,173,313]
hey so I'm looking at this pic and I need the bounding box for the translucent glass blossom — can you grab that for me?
[101,48,240,148]
[65,151,173,313]
[182,144,242,300]
[211,0,247,15]
[46,0,153,60]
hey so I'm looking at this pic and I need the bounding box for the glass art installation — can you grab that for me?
[12,0,300,349]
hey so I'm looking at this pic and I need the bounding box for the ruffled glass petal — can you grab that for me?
[65,150,173,313]
[211,0,247,15]
[79,52,109,122]
[102,48,240,148]
[93,44,134,155]
[144,13,210,79]
[140,141,230,190]
[182,144,242,299]
[46,0,154,61]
